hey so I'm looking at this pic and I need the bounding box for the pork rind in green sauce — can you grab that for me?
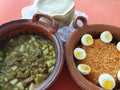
[0,34,57,90]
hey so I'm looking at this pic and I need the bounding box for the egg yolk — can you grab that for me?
[85,36,93,44]
[81,65,89,71]
[75,51,82,58]
[102,79,114,89]
[105,33,112,40]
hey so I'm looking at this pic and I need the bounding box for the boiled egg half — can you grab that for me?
[81,34,94,46]
[74,48,86,60]
[98,74,115,90]
[116,42,120,51]
[100,31,113,43]
[77,64,91,75]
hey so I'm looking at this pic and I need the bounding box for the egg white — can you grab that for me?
[74,48,86,60]
[100,31,113,43]
[117,42,120,51]
[117,71,120,81]
[81,34,93,46]
[77,64,91,75]
[98,74,115,90]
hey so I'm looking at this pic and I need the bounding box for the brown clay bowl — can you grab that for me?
[65,16,120,90]
[0,14,64,90]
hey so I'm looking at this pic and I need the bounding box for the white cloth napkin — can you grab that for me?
[21,5,88,42]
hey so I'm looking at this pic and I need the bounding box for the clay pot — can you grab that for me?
[0,14,64,90]
[65,16,120,90]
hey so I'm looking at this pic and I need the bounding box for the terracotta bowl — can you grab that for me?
[65,16,120,90]
[0,14,64,90]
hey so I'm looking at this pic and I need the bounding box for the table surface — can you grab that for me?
[1,0,120,90]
